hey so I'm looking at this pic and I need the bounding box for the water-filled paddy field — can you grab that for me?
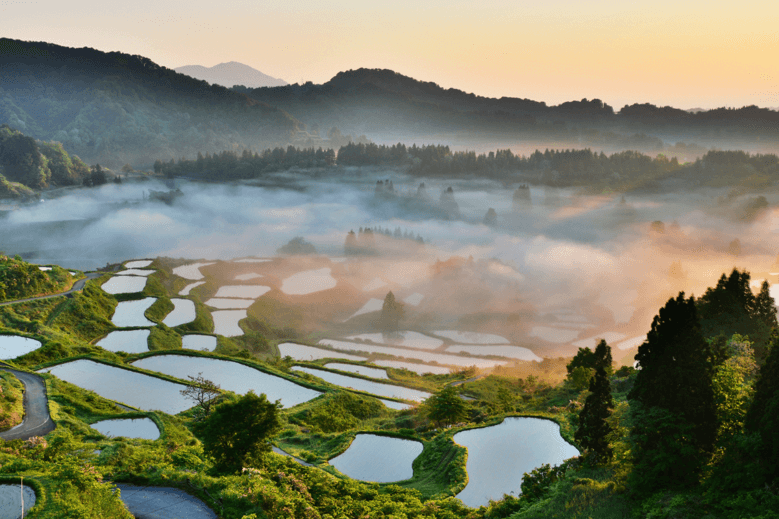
[97,330,150,354]
[453,417,579,507]
[111,297,156,327]
[318,340,508,368]
[278,343,367,361]
[329,434,423,482]
[101,276,147,294]
[124,260,152,268]
[205,298,255,309]
[179,281,205,295]
[0,335,42,359]
[0,484,36,518]
[162,298,196,327]
[182,335,217,352]
[446,345,542,362]
[172,262,214,280]
[323,362,388,379]
[373,359,451,375]
[434,330,510,344]
[91,417,160,440]
[291,366,430,402]
[211,310,246,336]
[214,285,270,298]
[132,354,321,408]
[346,331,443,350]
[39,359,192,414]
[281,268,337,295]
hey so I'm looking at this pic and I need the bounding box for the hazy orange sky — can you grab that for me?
[2,0,778,109]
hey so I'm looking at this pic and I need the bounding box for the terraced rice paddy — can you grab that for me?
[403,293,424,306]
[0,484,36,518]
[329,434,423,482]
[235,273,263,280]
[280,268,337,295]
[39,359,192,414]
[0,335,43,359]
[291,366,431,402]
[346,331,443,350]
[454,417,579,507]
[124,260,153,268]
[446,345,542,362]
[205,298,255,309]
[214,285,271,298]
[172,262,214,280]
[162,298,196,327]
[97,330,150,354]
[277,343,366,362]
[318,340,508,368]
[132,354,321,408]
[211,310,246,336]
[372,360,451,375]
[182,335,217,352]
[116,269,155,276]
[323,363,388,379]
[101,276,148,294]
[345,298,383,320]
[111,297,156,327]
[434,330,510,344]
[91,417,160,440]
[179,281,205,295]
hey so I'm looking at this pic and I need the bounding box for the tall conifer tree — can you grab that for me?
[575,364,614,464]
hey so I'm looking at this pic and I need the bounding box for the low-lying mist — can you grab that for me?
[3,169,777,363]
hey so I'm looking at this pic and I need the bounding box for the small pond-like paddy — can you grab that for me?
[379,399,413,410]
[454,417,580,507]
[91,417,160,440]
[179,281,205,295]
[373,360,451,375]
[116,268,155,276]
[125,260,153,268]
[403,293,424,306]
[346,331,443,350]
[233,258,271,263]
[281,268,337,295]
[446,345,542,362]
[111,297,156,327]
[162,298,196,327]
[291,366,430,402]
[0,335,43,360]
[205,298,255,309]
[318,340,508,368]
[182,335,217,352]
[132,354,321,408]
[235,273,263,280]
[101,276,148,295]
[0,484,36,518]
[211,310,246,337]
[434,330,509,344]
[329,434,422,482]
[40,359,192,414]
[345,298,383,320]
[214,285,271,298]
[97,330,150,354]
[277,343,366,362]
[172,262,214,280]
[324,363,388,379]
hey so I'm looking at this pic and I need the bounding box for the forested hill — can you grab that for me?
[0,39,302,167]
[240,68,779,153]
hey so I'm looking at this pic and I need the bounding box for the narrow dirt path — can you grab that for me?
[0,368,56,440]
[0,272,102,307]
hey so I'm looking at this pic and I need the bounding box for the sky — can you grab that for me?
[2,0,778,110]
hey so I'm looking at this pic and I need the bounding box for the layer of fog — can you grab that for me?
[3,170,778,361]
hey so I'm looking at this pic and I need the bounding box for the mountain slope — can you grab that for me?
[175,61,287,88]
[0,39,302,166]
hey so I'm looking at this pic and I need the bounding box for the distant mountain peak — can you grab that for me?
[175,62,287,88]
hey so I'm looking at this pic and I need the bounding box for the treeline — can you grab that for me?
[344,226,425,256]
[0,124,88,192]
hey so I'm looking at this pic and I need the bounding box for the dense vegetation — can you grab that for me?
[0,253,73,302]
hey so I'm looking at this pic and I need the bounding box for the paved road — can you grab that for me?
[115,484,217,519]
[0,368,56,440]
[0,272,102,307]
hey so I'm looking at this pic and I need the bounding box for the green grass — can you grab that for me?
[0,370,25,430]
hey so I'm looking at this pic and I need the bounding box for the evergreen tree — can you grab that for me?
[344,230,358,255]
[744,332,779,486]
[753,280,778,330]
[629,292,717,492]
[422,385,468,427]
[593,339,613,374]
[379,291,404,332]
[575,365,614,464]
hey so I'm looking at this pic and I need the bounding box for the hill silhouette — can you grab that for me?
[175,61,287,88]
[0,39,301,166]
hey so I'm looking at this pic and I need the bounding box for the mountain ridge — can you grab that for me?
[175,61,287,88]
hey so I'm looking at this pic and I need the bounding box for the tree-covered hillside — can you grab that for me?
[0,39,303,167]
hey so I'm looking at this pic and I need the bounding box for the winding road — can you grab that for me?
[0,272,102,307]
[0,367,56,440]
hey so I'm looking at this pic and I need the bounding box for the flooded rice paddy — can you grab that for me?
[434,330,509,344]
[323,363,388,379]
[235,273,263,281]
[403,293,424,306]
[172,262,214,280]
[179,281,205,295]
[378,399,413,410]
[132,354,321,408]
[40,359,192,414]
[182,335,217,352]
[214,285,271,298]
[211,310,246,336]
[346,331,443,350]
[116,269,155,276]
[111,297,156,327]
[101,276,148,294]
[280,268,337,295]
[446,345,542,362]
[162,298,196,327]
[0,335,43,359]
[0,484,36,518]
[124,260,152,268]
[318,340,509,368]
[453,417,580,507]
[91,417,160,440]
[345,298,383,320]
[277,343,367,362]
[291,366,431,402]
[373,360,451,375]
[329,434,423,482]
[205,298,255,309]
[97,330,150,354]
